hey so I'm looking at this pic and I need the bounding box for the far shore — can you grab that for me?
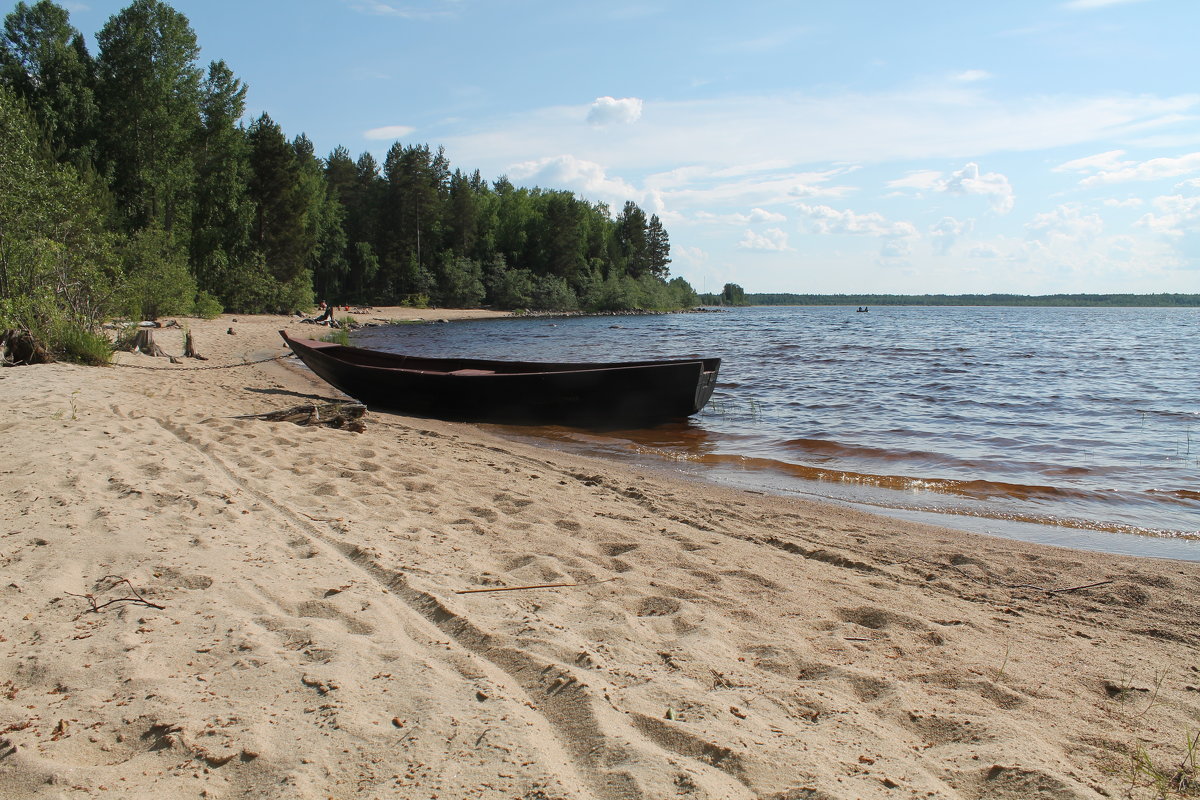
[2,309,1199,799]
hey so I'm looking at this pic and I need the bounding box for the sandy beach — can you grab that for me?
[2,309,1199,800]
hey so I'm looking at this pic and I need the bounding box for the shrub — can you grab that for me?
[192,291,224,319]
[51,319,113,365]
[117,226,197,320]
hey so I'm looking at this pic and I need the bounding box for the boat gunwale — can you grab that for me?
[280,331,720,378]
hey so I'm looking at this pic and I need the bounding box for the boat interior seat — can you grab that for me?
[447,368,497,376]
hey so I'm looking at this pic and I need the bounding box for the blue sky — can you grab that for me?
[67,0,1200,295]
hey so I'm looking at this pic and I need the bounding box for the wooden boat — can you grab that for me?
[280,331,721,426]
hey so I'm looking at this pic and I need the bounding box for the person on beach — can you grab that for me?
[314,303,335,324]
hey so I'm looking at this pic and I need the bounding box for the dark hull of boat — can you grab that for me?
[280,331,721,426]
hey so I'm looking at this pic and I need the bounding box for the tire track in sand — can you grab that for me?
[155,416,755,800]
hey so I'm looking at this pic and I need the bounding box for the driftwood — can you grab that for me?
[0,329,51,366]
[455,578,617,595]
[250,402,367,432]
[183,332,207,360]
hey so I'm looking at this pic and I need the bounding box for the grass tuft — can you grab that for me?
[1127,732,1200,798]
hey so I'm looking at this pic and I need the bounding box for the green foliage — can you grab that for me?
[49,315,112,364]
[399,293,429,308]
[219,253,313,314]
[698,283,748,306]
[485,262,534,309]
[117,224,196,319]
[3,0,691,324]
[1126,732,1200,798]
[530,274,578,311]
[436,255,485,307]
[320,326,350,346]
[191,58,251,306]
[0,0,99,167]
[192,290,222,318]
[95,0,201,233]
[0,83,120,358]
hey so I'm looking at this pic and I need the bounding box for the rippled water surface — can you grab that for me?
[354,307,1200,559]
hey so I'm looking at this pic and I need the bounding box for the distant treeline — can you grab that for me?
[702,291,1200,308]
[0,0,696,361]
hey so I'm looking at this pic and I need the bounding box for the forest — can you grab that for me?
[0,0,698,363]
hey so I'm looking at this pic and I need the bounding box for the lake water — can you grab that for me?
[352,306,1200,560]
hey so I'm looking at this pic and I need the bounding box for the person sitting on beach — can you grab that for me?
[314,302,335,324]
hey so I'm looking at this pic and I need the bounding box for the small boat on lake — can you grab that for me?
[279,331,721,426]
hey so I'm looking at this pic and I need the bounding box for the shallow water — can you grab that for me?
[353,306,1200,559]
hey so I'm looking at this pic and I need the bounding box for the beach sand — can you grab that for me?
[2,309,1198,799]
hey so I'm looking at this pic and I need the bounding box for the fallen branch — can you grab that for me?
[247,402,366,432]
[65,576,165,612]
[894,556,1113,594]
[455,578,616,595]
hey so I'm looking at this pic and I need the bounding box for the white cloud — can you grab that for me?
[952,70,991,83]
[738,228,791,251]
[930,216,974,254]
[748,207,787,224]
[1079,152,1200,186]
[442,90,1200,181]
[795,205,919,261]
[587,96,644,126]
[788,182,856,199]
[1054,149,1133,173]
[889,163,1014,213]
[672,245,708,267]
[364,124,416,140]
[967,244,1002,259]
[797,204,917,238]
[1025,203,1104,241]
[507,154,641,208]
[887,170,943,192]
[1103,197,1145,208]
[941,162,1015,214]
[642,167,855,217]
[1062,0,1148,9]
[1135,194,1200,237]
[347,0,456,20]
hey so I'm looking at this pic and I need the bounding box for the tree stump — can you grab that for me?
[129,329,179,362]
[0,329,51,366]
[183,332,207,360]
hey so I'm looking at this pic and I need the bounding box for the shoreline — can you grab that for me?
[3,310,1200,799]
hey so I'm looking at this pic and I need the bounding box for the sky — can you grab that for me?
[62,0,1200,295]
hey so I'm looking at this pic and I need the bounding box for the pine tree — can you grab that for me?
[616,200,649,277]
[646,213,671,278]
[191,59,250,302]
[95,0,202,233]
[246,113,309,284]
